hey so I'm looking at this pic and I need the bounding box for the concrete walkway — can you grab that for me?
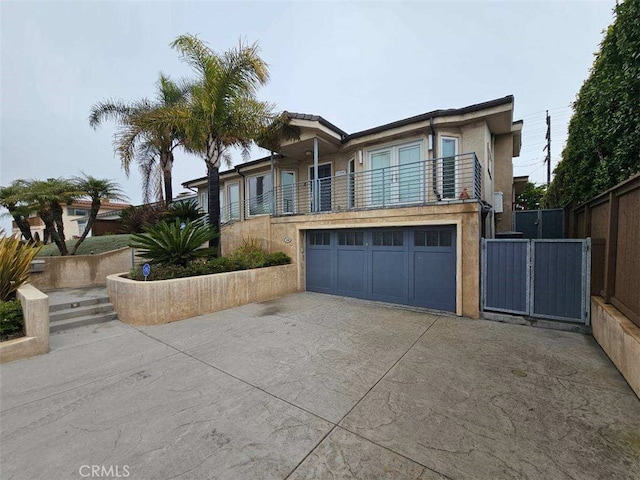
[1,292,639,479]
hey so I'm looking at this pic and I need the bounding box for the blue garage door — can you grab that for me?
[306,226,456,312]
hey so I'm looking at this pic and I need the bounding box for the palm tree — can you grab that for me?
[24,178,81,256]
[168,34,273,252]
[69,174,128,255]
[0,180,34,242]
[89,73,189,205]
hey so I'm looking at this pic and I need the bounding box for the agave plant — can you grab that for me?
[0,235,43,301]
[129,219,217,267]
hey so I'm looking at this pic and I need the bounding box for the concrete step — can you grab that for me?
[50,312,119,333]
[49,295,111,313]
[49,303,115,323]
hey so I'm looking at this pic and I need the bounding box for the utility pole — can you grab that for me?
[544,110,551,186]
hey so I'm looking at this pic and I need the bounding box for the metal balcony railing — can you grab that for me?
[207,152,481,223]
[270,152,482,216]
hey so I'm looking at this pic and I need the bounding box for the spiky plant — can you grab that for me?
[129,219,217,268]
[165,199,205,224]
[0,235,42,301]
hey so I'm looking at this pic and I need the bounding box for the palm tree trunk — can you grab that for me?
[161,152,173,207]
[40,209,67,255]
[207,163,221,255]
[51,203,68,256]
[13,216,33,242]
[70,199,100,255]
[162,151,174,207]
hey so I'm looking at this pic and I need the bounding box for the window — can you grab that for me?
[67,208,88,216]
[228,184,240,220]
[219,190,226,222]
[338,231,364,246]
[414,229,452,247]
[372,230,403,246]
[441,137,459,199]
[78,220,88,237]
[281,171,296,214]
[309,231,330,245]
[367,141,423,206]
[247,174,272,216]
[348,158,356,209]
[199,191,208,213]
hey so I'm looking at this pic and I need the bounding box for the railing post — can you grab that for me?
[382,168,386,207]
[313,137,319,213]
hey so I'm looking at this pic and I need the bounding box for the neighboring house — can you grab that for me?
[183,95,523,318]
[12,200,130,240]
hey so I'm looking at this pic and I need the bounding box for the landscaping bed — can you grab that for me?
[129,251,290,281]
[37,234,133,257]
[0,300,24,342]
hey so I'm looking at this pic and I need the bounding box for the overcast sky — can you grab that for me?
[1,0,615,232]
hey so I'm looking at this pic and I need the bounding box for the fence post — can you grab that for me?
[584,204,592,238]
[603,192,619,303]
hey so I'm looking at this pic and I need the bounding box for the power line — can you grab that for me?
[519,105,572,118]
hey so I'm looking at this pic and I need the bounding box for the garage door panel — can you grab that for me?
[413,252,456,310]
[306,249,333,293]
[337,249,366,295]
[371,250,406,302]
[306,227,456,313]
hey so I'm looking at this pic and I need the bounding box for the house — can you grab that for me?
[183,95,523,318]
[12,200,130,240]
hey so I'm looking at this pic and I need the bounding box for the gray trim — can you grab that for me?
[345,95,514,141]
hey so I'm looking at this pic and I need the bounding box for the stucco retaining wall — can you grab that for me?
[221,203,482,318]
[30,247,133,291]
[591,296,640,398]
[0,284,49,363]
[107,264,299,326]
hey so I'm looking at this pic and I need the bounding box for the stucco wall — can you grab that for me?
[221,203,482,318]
[107,264,299,325]
[30,247,133,291]
[591,296,640,398]
[494,133,515,232]
[220,216,271,256]
[0,284,49,363]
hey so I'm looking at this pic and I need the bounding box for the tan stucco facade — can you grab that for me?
[184,97,521,318]
[221,202,482,319]
[494,133,516,232]
[0,284,49,363]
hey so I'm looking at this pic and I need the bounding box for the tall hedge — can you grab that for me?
[547,0,640,207]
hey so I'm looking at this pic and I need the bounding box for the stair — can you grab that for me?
[49,290,118,333]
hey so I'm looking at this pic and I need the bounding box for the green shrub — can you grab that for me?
[130,219,217,267]
[128,251,291,281]
[264,251,291,267]
[0,236,42,301]
[120,204,167,233]
[165,199,205,224]
[0,300,24,340]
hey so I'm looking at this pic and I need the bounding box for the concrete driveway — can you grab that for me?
[1,292,639,480]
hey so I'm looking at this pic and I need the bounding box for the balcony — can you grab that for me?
[220,152,481,223]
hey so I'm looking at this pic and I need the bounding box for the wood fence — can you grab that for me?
[567,174,640,327]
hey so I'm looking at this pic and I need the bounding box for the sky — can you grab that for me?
[0,0,616,232]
